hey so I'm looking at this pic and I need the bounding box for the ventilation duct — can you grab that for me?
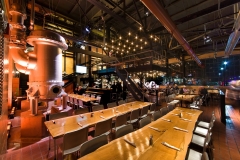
[225,11,240,57]
[141,0,203,67]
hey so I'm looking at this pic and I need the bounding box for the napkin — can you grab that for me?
[180,118,192,122]
[173,126,188,132]
[162,142,180,151]
[149,126,161,132]
[161,118,171,122]
[123,139,136,148]
[77,122,83,127]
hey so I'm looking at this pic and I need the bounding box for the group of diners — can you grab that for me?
[45,99,215,160]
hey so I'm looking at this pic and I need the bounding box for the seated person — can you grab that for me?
[199,87,209,106]
[179,88,184,94]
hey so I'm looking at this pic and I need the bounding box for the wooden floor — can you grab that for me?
[1,98,240,160]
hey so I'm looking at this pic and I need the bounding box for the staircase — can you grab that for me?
[116,67,149,102]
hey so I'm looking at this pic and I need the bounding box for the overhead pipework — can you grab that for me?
[140,0,203,67]
[225,11,240,57]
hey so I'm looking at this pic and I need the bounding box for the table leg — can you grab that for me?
[54,139,57,160]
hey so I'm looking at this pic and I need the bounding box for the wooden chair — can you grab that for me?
[138,116,151,128]
[139,105,150,119]
[94,118,112,137]
[152,110,162,121]
[74,108,89,115]
[115,124,133,139]
[79,134,108,158]
[127,108,140,125]
[160,107,169,116]
[167,104,175,112]
[58,127,88,159]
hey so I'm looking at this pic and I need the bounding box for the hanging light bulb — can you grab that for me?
[131,42,133,45]
[118,43,121,46]
[123,45,126,47]
[128,32,131,35]
[135,35,138,39]
[119,36,122,39]
[141,46,143,49]
[145,41,147,44]
[112,40,114,43]
[126,39,129,43]
[140,39,142,42]
[150,35,153,38]
[139,27,142,30]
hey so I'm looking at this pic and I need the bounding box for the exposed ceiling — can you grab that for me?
[6,0,240,67]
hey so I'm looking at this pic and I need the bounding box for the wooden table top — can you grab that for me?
[44,101,152,139]
[68,94,97,102]
[174,94,198,102]
[207,90,219,94]
[79,107,202,160]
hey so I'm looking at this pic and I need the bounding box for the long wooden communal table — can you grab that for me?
[79,107,202,160]
[68,94,97,112]
[44,101,152,159]
[174,94,198,107]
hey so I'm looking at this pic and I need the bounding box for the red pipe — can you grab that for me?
[141,0,203,67]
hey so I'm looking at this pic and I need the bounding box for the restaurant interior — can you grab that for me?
[1,0,240,160]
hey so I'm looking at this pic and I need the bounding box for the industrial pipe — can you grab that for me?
[29,0,35,30]
[141,0,203,67]
[15,63,31,74]
[10,46,36,69]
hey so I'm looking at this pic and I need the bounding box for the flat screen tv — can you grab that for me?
[76,65,87,74]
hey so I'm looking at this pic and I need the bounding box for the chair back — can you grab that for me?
[86,94,90,97]
[160,107,169,116]
[167,104,174,112]
[82,94,86,96]
[149,103,156,112]
[96,96,101,103]
[211,112,216,123]
[62,127,88,155]
[73,98,78,105]
[139,116,151,128]
[153,110,162,121]
[75,108,89,115]
[129,109,140,123]
[80,134,108,157]
[204,132,211,148]
[78,100,84,107]
[49,112,68,120]
[140,105,150,118]
[94,118,112,136]
[115,124,133,138]
[115,113,127,128]
[91,94,96,98]
[202,152,209,160]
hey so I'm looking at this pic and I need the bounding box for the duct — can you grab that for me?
[10,45,36,69]
[225,30,240,57]
[15,63,30,74]
[224,10,240,57]
[140,0,203,67]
